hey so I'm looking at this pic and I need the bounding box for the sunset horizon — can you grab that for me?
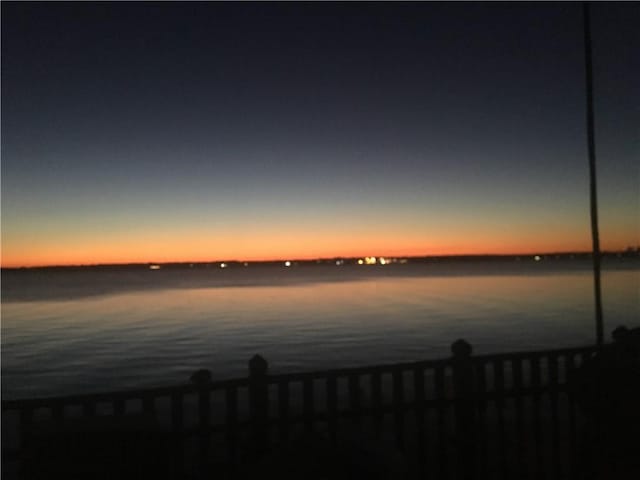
[3,243,637,269]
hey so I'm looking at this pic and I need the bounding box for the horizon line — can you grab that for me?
[3,249,638,270]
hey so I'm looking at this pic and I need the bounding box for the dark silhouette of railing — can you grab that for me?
[3,328,639,479]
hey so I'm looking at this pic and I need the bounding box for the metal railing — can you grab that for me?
[4,330,638,479]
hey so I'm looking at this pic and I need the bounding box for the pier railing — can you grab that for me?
[3,330,638,479]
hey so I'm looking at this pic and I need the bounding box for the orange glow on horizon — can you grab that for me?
[2,216,636,268]
[3,235,634,268]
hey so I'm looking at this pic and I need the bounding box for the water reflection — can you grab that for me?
[1,267,638,399]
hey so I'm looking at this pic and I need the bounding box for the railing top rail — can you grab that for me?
[267,358,452,383]
[2,377,250,411]
[469,344,598,363]
[267,344,599,382]
[2,343,600,410]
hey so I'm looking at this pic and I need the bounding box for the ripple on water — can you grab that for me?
[2,266,638,399]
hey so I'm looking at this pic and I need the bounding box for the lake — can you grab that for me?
[2,258,638,400]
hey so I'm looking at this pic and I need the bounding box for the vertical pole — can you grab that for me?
[452,339,475,480]
[583,1,604,347]
[249,354,269,458]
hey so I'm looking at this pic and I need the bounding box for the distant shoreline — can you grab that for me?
[2,250,639,271]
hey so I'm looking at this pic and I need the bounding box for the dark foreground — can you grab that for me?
[3,326,639,480]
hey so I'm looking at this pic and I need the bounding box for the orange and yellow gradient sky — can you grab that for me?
[2,196,636,267]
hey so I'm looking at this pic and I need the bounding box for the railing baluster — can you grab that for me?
[434,365,449,480]
[493,358,508,480]
[348,374,361,426]
[278,380,290,443]
[249,355,269,458]
[392,367,405,450]
[198,386,211,474]
[413,365,426,472]
[19,407,33,455]
[371,371,383,438]
[303,377,314,433]
[171,392,184,475]
[171,392,183,429]
[142,394,155,415]
[327,376,338,444]
[565,353,578,479]
[114,397,125,416]
[530,354,544,479]
[513,357,526,477]
[548,353,561,479]
[52,402,64,423]
[475,361,488,479]
[19,407,33,426]
[226,386,238,465]
[82,400,95,417]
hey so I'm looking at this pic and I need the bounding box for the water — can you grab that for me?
[2,259,638,400]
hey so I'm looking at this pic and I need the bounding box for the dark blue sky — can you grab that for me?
[2,2,638,266]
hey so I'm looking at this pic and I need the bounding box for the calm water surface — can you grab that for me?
[2,260,638,399]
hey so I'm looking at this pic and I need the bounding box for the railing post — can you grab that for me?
[249,354,269,458]
[451,339,476,480]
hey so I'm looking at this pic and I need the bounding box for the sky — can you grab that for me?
[2,2,639,267]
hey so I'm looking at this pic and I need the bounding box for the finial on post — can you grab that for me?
[190,368,212,386]
[612,325,629,343]
[451,339,472,358]
[249,354,268,377]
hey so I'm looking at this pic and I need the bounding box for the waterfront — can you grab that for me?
[2,259,638,400]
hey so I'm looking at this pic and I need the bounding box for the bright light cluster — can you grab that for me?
[357,256,395,265]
